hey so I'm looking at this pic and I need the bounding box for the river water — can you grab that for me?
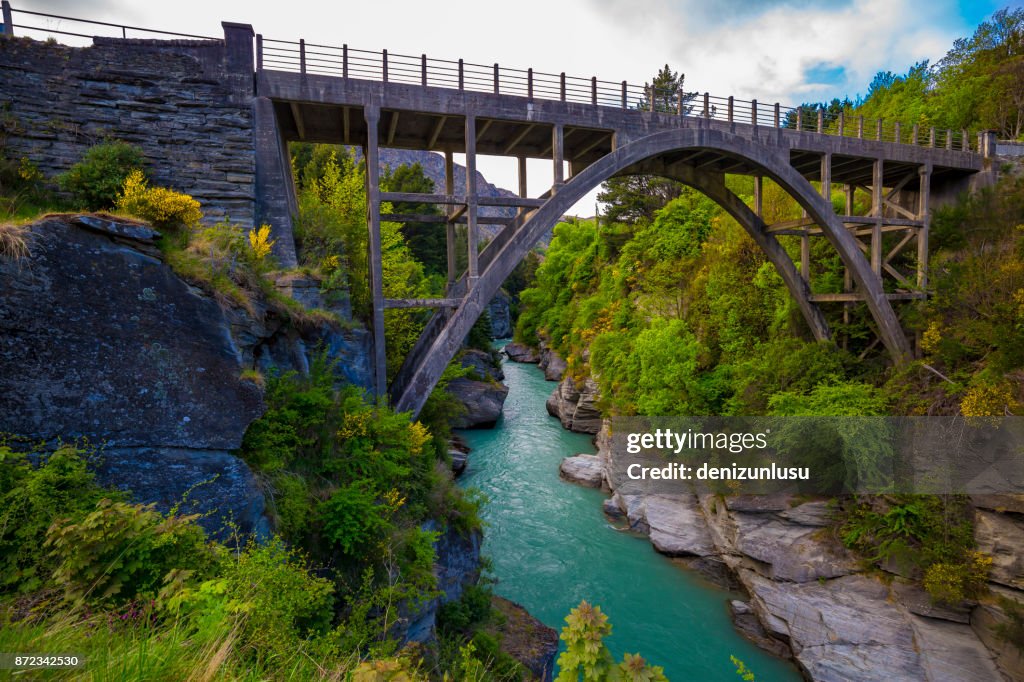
[458,352,801,681]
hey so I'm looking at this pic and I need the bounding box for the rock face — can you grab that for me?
[399,523,483,643]
[488,290,513,339]
[559,454,605,488]
[0,37,255,226]
[592,419,1012,681]
[459,348,504,382]
[538,347,568,382]
[503,342,540,363]
[0,216,371,537]
[546,376,602,434]
[490,596,559,681]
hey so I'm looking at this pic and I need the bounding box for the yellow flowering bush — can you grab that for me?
[248,224,276,261]
[116,169,202,229]
[961,381,1015,417]
[923,551,992,603]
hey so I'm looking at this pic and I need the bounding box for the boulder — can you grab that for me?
[447,377,508,428]
[450,450,468,476]
[543,351,568,382]
[729,511,858,582]
[490,597,559,681]
[546,376,601,434]
[503,342,539,363]
[459,348,504,381]
[559,454,605,488]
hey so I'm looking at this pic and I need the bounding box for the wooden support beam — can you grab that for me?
[883,198,918,221]
[381,213,514,225]
[503,123,535,155]
[885,230,916,264]
[386,110,399,146]
[475,118,493,143]
[465,114,479,280]
[428,115,447,148]
[552,123,564,189]
[363,104,386,399]
[289,102,306,140]
[918,163,931,289]
[871,159,883,276]
[753,176,762,218]
[384,298,461,309]
[378,192,544,208]
[444,150,457,288]
[810,292,926,302]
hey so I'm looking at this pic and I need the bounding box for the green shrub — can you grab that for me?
[46,498,218,604]
[0,443,118,594]
[320,480,395,555]
[58,141,145,210]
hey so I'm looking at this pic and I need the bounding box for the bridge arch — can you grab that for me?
[392,127,913,414]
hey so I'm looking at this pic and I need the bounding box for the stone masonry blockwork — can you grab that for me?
[0,36,255,226]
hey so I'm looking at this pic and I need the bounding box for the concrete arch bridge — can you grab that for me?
[247,37,992,416]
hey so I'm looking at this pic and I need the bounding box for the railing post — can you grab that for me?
[299,39,306,75]
[560,72,566,102]
[494,63,499,94]
[1,1,14,37]
[421,54,427,87]
[382,49,388,82]
[816,108,823,134]
[796,107,803,131]
[343,44,348,78]
[727,96,734,122]
[677,87,683,115]
[621,81,627,109]
[703,92,710,118]
[591,77,597,105]
[458,59,464,90]
[528,68,533,101]
[751,99,757,126]
[876,119,882,141]
[978,131,984,155]
[946,129,953,150]
[894,121,901,144]
[912,123,919,145]
[838,110,845,136]
[774,102,780,127]
[961,129,968,151]
[255,34,263,71]
[858,115,864,139]
[649,86,655,112]
[929,126,935,147]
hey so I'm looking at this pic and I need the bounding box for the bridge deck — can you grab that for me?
[258,70,983,190]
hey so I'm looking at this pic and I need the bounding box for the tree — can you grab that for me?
[639,64,697,114]
[381,163,447,276]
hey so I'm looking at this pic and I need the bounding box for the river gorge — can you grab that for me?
[458,347,801,681]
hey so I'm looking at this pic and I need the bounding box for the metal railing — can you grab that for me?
[3,5,217,42]
[258,37,979,154]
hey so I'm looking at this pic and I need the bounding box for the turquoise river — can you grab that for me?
[458,350,801,681]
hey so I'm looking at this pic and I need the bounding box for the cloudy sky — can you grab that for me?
[13,0,1014,212]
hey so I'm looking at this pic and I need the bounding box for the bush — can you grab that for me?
[59,141,145,210]
[116,169,201,230]
[46,498,218,604]
[0,443,118,594]
[922,551,992,603]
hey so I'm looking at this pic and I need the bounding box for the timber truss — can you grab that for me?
[249,38,991,417]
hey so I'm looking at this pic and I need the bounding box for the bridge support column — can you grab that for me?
[918,163,931,289]
[552,124,564,191]
[517,155,528,217]
[465,114,479,282]
[753,176,762,218]
[364,104,387,399]
[871,159,883,275]
[445,150,457,289]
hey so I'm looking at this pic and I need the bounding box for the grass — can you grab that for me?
[0,222,29,260]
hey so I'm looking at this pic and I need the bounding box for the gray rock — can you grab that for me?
[546,376,601,434]
[974,509,1024,590]
[730,512,858,582]
[602,496,626,520]
[447,377,508,428]
[543,351,568,382]
[450,451,468,476]
[487,290,513,339]
[559,454,605,488]
[910,612,1003,681]
[97,447,270,541]
[503,342,539,363]
[644,494,716,557]
[459,348,504,381]
[729,599,792,659]
[778,500,833,527]
[892,581,972,623]
[971,585,1024,681]
[725,494,795,513]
